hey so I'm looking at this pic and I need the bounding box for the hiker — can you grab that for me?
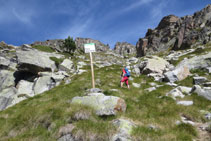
[120,67,130,89]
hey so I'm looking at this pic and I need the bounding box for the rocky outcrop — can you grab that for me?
[0,70,15,91]
[16,48,61,74]
[75,37,110,52]
[164,65,190,82]
[32,39,65,52]
[136,4,211,57]
[114,42,136,56]
[177,52,211,70]
[70,92,126,116]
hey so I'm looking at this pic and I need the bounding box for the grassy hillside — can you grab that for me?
[0,64,210,140]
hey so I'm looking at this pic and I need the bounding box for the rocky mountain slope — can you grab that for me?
[0,4,211,141]
[136,4,211,57]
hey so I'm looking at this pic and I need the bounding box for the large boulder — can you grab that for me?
[0,70,15,91]
[32,39,65,52]
[59,59,74,73]
[191,85,211,101]
[16,49,57,74]
[114,42,136,56]
[34,76,56,95]
[75,37,110,52]
[141,56,170,74]
[71,93,126,116]
[164,65,190,82]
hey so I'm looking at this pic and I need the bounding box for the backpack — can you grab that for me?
[124,68,130,77]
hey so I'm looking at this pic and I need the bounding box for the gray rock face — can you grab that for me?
[0,96,13,111]
[34,76,56,95]
[16,49,57,73]
[136,5,211,57]
[16,80,34,96]
[32,39,65,52]
[71,93,126,116]
[114,42,136,56]
[75,37,110,52]
[0,56,10,68]
[0,70,15,91]
[191,85,211,101]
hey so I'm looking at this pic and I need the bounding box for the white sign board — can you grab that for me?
[84,43,96,53]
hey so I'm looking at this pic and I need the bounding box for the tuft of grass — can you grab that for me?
[32,45,55,53]
[174,123,197,140]
[176,76,194,87]
[49,57,64,67]
[132,126,163,140]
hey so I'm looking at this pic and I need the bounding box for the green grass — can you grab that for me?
[0,64,210,140]
[49,57,64,67]
[32,45,55,53]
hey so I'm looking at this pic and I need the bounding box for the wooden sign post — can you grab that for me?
[84,43,96,88]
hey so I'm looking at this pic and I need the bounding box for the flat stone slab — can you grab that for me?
[193,77,207,85]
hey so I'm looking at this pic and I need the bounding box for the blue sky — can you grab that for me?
[0,0,210,48]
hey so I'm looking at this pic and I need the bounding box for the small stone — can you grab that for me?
[205,67,211,73]
[129,77,134,81]
[145,87,156,92]
[177,101,193,106]
[177,86,192,95]
[132,83,141,88]
[205,113,211,120]
[166,82,178,87]
[88,88,102,93]
[149,82,157,86]
[181,116,195,125]
[166,88,185,100]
